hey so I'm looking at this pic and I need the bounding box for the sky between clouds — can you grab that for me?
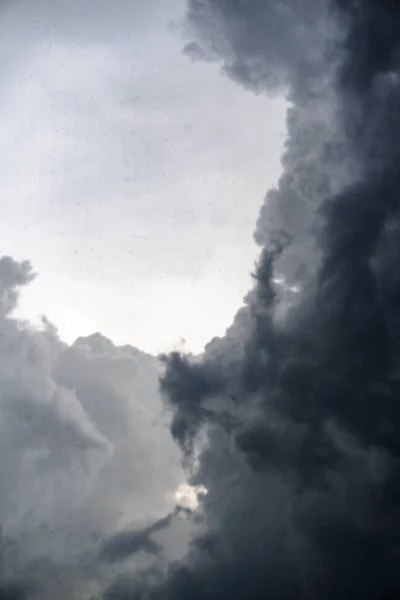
[0,0,286,355]
[0,1,288,596]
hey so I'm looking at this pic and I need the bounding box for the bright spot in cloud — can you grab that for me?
[174,483,208,510]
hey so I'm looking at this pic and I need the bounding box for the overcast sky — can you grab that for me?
[0,0,286,355]
[2,1,398,599]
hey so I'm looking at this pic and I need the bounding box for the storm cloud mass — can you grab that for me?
[3,0,400,599]
[136,1,400,599]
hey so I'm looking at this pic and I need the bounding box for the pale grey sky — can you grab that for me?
[0,0,286,354]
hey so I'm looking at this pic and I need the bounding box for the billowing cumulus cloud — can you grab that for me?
[183,1,355,291]
[107,1,400,599]
[4,0,400,599]
[0,256,184,598]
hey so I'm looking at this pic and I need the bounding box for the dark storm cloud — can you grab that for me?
[100,528,162,564]
[5,0,400,598]
[109,1,400,599]
[100,507,192,564]
[0,581,35,600]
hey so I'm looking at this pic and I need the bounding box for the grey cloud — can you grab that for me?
[115,1,400,599]
[56,333,182,524]
[183,0,358,289]
[0,257,183,598]
[0,581,35,600]
[100,507,192,564]
[183,0,336,93]
[0,258,111,537]
[8,0,400,599]
[100,529,162,565]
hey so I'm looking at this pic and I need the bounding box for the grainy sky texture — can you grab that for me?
[0,0,285,355]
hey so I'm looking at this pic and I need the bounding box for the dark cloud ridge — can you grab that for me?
[123,1,400,599]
